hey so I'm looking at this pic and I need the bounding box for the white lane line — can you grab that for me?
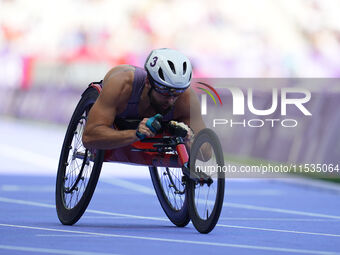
[0,143,149,178]
[278,178,340,193]
[224,202,340,220]
[0,144,57,170]
[87,209,167,221]
[225,189,283,196]
[82,216,129,219]
[0,196,167,222]
[1,143,338,192]
[0,223,339,255]
[1,185,55,192]
[101,178,155,195]
[218,224,340,238]
[36,234,101,237]
[0,197,54,208]
[104,178,340,220]
[1,196,339,238]
[219,217,340,222]
[101,178,282,196]
[1,144,336,217]
[0,185,120,194]
[0,244,118,255]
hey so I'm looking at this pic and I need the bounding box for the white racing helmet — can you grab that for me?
[144,48,192,92]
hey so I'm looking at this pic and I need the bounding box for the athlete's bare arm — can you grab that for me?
[82,66,154,150]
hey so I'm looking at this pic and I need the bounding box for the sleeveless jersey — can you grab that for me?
[115,66,174,121]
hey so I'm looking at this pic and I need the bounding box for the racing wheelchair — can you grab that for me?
[55,83,225,234]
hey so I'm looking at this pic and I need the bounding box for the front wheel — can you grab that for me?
[149,167,190,227]
[186,128,225,234]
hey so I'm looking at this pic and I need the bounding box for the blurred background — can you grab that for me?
[1,2,340,251]
[1,0,340,173]
[1,0,340,122]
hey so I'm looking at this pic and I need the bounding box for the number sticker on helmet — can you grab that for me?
[150,57,158,67]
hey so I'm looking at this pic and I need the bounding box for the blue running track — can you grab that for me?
[0,118,340,255]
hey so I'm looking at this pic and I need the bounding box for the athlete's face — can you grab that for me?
[148,88,181,115]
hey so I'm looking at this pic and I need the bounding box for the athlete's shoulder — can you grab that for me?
[103,65,136,86]
[97,65,137,110]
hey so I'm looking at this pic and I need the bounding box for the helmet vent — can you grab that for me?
[189,71,192,80]
[183,62,187,74]
[158,68,165,81]
[167,61,176,74]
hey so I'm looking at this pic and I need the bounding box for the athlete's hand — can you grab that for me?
[181,123,194,141]
[169,121,194,140]
[136,114,163,140]
[136,118,156,139]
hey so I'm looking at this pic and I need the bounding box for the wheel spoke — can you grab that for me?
[204,185,210,219]
[156,167,185,211]
[61,112,95,210]
[187,129,225,233]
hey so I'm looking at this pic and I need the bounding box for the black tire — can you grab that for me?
[186,128,225,234]
[149,166,190,227]
[56,88,104,225]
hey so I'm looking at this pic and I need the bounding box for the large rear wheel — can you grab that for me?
[56,88,104,225]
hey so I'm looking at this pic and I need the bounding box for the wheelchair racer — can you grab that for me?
[82,48,206,154]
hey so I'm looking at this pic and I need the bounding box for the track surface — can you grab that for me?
[0,118,340,255]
